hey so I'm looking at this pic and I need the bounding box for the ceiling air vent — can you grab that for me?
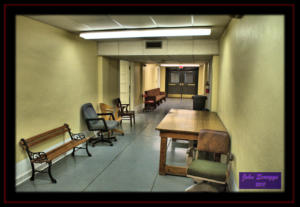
[145,41,162,49]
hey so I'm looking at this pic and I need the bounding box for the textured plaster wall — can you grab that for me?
[218,15,284,191]
[16,16,98,162]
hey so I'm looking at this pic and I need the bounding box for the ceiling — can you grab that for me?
[26,15,232,64]
[108,55,212,65]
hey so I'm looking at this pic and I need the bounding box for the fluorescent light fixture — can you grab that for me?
[80,27,211,40]
[160,64,200,67]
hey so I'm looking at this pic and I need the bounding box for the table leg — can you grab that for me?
[159,136,168,175]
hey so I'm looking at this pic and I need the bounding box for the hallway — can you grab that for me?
[16,98,225,192]
[8,10,288,200]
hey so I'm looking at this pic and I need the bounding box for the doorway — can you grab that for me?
[120,60,131,106]
[166,67,198,98]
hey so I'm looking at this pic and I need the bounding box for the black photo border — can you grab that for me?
[2,2,296,205]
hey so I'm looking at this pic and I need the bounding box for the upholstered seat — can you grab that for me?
[91,120,119,131]
[187,159,227,182]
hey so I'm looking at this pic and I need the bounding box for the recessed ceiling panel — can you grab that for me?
[193,15,231,26]
[27,15,91,32]
[109,15,156,28]
[68,15,122,31]
[151,15,192,27]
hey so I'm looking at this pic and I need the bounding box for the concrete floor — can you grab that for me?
[16,98,224,192]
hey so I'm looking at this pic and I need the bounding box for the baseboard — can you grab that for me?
[167,94,193,98]
[15,136,86,186]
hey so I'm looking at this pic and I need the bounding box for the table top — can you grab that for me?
[156,109,227,134]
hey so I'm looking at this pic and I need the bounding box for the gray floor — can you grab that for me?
[16,98,224,192]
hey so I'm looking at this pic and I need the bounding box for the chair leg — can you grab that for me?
[92,133,113,146]
[130,116,132,127]
[30,162,35,181]
[224,184,228,192]
[92,138,113,146]
[133,114,135,124]
[48,161,57,183]
[113,128,124,136]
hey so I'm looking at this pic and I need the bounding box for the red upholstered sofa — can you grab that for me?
[145,88,166,106]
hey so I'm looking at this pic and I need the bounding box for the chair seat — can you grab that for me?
[187,159,227,182]
[122,111,135,116]
[92,120,119,130]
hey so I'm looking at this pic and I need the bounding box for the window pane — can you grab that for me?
[184,72,194,83]
[170,72,180,83]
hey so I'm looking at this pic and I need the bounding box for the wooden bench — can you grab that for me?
[144,88,166,107]
[19,123,92,183]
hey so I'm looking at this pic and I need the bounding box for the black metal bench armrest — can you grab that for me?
[71,133,86,140]
[30,151,48,163]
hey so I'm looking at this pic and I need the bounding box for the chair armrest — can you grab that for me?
[160,92,166,95]
[97,112,115,120]
[86,118,108,131]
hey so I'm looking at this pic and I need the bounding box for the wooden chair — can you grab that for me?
[185,129,233,192]
[99,103,124,136]
[114,98,135,127]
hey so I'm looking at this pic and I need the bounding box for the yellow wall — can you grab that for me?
[211,56,219,112]
[98,56,120,108]
[133,63,143,107]
[120,60,130,105]
[160,67,166,92]
[218,15,284,191]
[16,16,98,162]
[197,64,205,95]
[142,64,159,92]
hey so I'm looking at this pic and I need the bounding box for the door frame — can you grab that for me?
[165,67,199,98]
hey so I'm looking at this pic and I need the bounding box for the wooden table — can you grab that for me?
[155,109,227,176]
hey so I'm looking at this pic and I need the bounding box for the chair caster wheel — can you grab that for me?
[122,133,125,136]
[110,144,113,146]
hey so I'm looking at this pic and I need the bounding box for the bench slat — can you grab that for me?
[26,128,69,147]
[44,137,90,161]
[26,125,67,142]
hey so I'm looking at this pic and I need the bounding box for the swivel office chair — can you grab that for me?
[81,103,119,146]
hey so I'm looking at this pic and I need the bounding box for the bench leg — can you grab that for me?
[85,141,92,156]
[72,148,76,156]
[30,162,35,181]
[48,161,57,183]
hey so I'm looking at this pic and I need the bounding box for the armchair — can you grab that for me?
[99,103,124,135]
[114,98,135,126]
[81,103,118,147]
[185,129,233,192]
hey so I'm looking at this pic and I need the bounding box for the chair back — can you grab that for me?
[114,98,121,107]
[81,103,98,126]
[197,129,230,154]
[114,98,125,114]
[100,103,113,120]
